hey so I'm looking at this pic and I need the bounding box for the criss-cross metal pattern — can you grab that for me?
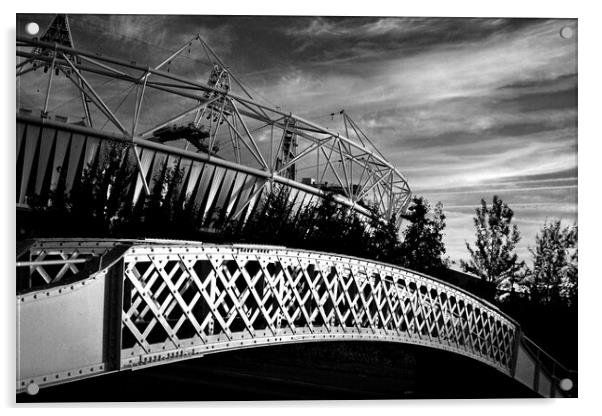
[17,239,575,397]
[17,29,412,227]
[119,244,516,375]
[16,239,118,291]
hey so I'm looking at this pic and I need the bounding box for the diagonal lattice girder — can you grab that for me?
[116,244,518,376]
[18,239,576,397]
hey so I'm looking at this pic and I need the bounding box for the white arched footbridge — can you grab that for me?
[16,239,574,397]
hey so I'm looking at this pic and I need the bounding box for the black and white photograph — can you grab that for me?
[12,6,586,406]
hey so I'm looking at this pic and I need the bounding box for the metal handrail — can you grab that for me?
[16,259,89,267]
[522,335,576,376]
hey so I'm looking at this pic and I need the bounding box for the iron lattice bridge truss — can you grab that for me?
[16,33,411,225]
[16,240,574,397]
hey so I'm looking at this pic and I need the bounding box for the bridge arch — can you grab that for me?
[16,239,571,397]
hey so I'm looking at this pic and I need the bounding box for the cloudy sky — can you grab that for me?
[17,14,577,265]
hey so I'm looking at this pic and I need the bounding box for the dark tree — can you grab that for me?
[226,190,380,260]
[27,142,134,238]
[305,193,370,257]
[231,184,298,246]
[134,164,185,238]
[25,143,194,241]
[461,195,527,302]
[398,197,448,274]
[528,220,578,306]
[365,205,401,264]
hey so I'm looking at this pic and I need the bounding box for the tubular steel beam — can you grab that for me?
[16,38,408,181]
[16,35,411,224]
[16,115,375,220]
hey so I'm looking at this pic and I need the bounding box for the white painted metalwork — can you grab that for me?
[16,239,122,290]
[16,239,575,397]
[16,21,412,226]
[16,116,376,232]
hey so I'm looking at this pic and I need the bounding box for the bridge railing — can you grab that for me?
[16,239,575,397]
[16,239,129,291]
[116,243,518,375]
[513,335,577,397]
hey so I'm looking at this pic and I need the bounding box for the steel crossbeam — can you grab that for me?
[16,239,121,290]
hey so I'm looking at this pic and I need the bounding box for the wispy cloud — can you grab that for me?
[445,202,577,210]
[422,184,577,196]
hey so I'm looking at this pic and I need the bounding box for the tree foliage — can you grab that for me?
[27,143,134,237]
[461,195,527,302]
[398,197,448,274]
[226,187,397,261]
[24,156,452,276]
[26,143,189,240]
[528,220,578,306]
[363,204,401,263]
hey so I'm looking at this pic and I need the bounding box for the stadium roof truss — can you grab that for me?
[16,19,412,225]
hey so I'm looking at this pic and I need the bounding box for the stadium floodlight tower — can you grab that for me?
[16,14,412,229]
